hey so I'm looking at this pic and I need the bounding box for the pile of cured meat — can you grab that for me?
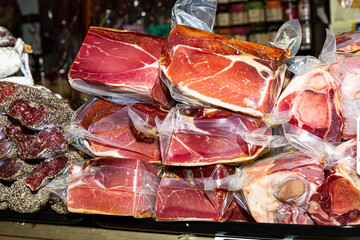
[2,22,360,227]
[0,27,86,214]
[63,22,360,226]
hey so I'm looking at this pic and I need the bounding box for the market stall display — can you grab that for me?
[2,1,360,239]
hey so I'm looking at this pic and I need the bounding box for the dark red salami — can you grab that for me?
[0,139,16,158]
[8,99,46,127]
[4,120,68,159]
[0,157,22,180]
[26,155,68,191]
[0,82,18,104]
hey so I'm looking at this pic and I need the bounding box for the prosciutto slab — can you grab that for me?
[69,27,170,106]
[70,98,169,164]
[336,31,360,53]
[277,68,343,142]
[308,140,360,225]
[67,157,160,217]
[329,58,360,138]
[159,24,287,118]
[155,164,251,222]
[241,152,324,224]
[159,105,270,166]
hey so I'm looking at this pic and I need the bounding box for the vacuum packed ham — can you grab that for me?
[69,98,169,164]
[241,152,325,224]
[67,157,160,217]
[329,58,360,139]
[277,68,343,142]
[158,105,270,166]
[69,27,171,106]
[308,140,360,225]
[336,31,360,53]
[155,164,251,222]
[159,24,287,118]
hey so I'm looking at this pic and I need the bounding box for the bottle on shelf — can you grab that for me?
[229,1,248,26]
[245,0,265,25]
[298,0,312,51]
[282,0,298,21]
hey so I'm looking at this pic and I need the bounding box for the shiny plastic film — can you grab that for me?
[67,158,160,218]
[157,105,281,166]
[68,26,171,106]
[171,0,217,32]
[267,19,302,57]
[239,151,325,224]
[66,97,169,164]
[154,164,251,222]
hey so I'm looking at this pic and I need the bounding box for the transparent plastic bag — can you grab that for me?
[39,157,161,218]
[66,97,169,164]
[161,5,301,118]
[157,105,286,166]
[172,0,217,32]
[68,26,171,106]
[240,151,325,224]
[154,164,246,222]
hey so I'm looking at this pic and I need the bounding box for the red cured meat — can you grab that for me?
[155,165,248,222]
[277,68,343,142]
[8,100,45,127]
[69,27,170,106]
[308,140,360,225]
[159,105,270,166]
[336,31,360,53]
[0,157,22,180]
[329,58,360,139]
[0,139,15,158]
[72,98,168,164]
[0,82,17,103]
[160,25,287,118]
[242,152,325,224]
[4,120,68,159]
[67,157,160,217]
[26,155,68,191]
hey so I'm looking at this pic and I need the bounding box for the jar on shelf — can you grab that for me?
[245,0,265,24]
[232,26,250,40]
[282,0,298,21]
[265,0,283,22]
[248,25,268,45]
[216,3,232,27]
[300,20,312,50]
[230,2,248,25]
[298,0,311,21]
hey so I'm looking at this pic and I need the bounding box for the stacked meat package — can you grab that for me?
[2,0,360,229]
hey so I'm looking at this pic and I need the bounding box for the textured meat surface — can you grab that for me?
[336,31,360,53]
[71,98,168,163]
[4,120,68,159]
[277,68,343,142]
[67,157,160,217]
[155,165,247,222]
[242,152,324,224]
[159,105,270,166]
[308,140,360,225]
[160,25,287,118]
[69,27,170,106]
[0,82,74,130]
[329,59,360,138]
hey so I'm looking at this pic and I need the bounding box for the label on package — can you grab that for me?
[357,116,360,175]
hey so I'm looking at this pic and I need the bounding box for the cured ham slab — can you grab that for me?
[277,68,343,142]
[70,98,169,163]
[329,58,360,139]
[159,24,287,118]
[308,139,360,225]
[241,152,324,224]
[159,105,270,166]
[155,164,251,222]
[67,157,160,217]
[336,31,360,53]
[69,27,170,106]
